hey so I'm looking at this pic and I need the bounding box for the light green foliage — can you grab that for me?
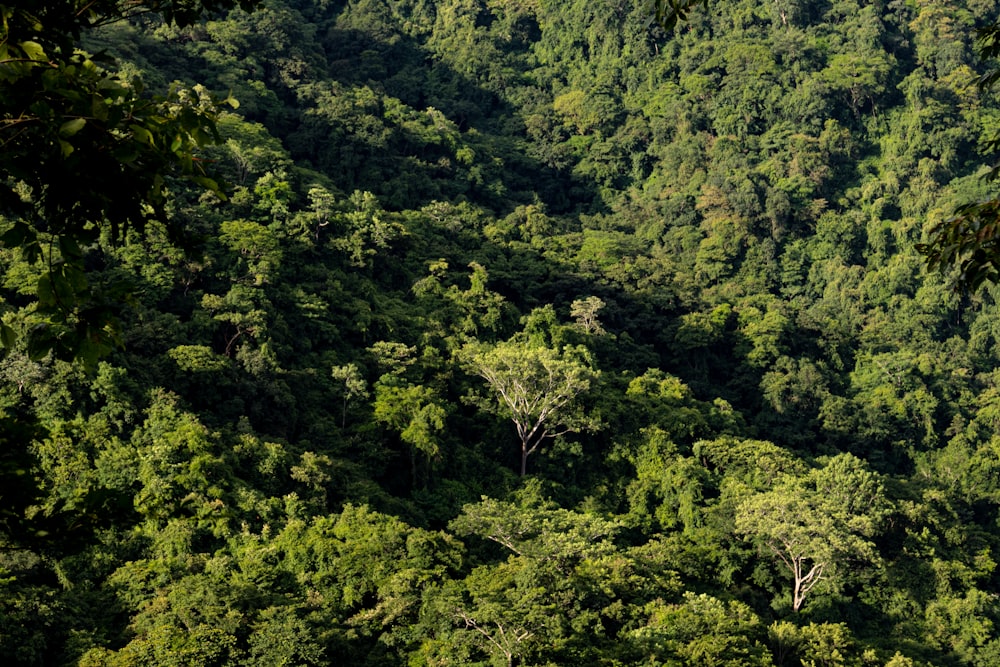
[331,190,405,268]
[883,652,917,667]
[569,295,607,335]
[267,504,463,643]
[212,113,292,188]
[736,454,890,611]
[417,559,555,667]
[924,589,997,663]
[695,437,806,492]
[29,419,97,517]
[368,340,418,376]
[464,331,599,475]
[767,621,860,667]
[623,427,708,532]
[167,345,230,373]
[373,377,448,483]
[554,89,606,135]
[289,450,334,508]
[450,490,621,568]
[218,220,282,285]
[425,487,627,666]
[132,390,233,533]
[79,625,240,666]
[331,362,369,427]
[623,368,741,442]
[735,295,790,368]
[412,260,510,340]
[837,351,942,451]
[630,592,773,666]
[90,504,461,664]
[674,304,732,353]
[200,284,270,358]
[919,377,1000,506]
[242,606,327,666]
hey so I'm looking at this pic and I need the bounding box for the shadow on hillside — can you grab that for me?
[293,19,690,357]
[287,25,592,215]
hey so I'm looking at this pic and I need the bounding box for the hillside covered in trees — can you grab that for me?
[4,0,1000,664]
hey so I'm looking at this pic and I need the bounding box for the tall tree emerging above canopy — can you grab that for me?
[0,0,255,360]
[463,339,599,476]
[735,454,890,612]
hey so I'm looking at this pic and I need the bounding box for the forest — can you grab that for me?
[3,0,1000,664]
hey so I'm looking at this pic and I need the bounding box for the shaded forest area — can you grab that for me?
[4,0,1000,664]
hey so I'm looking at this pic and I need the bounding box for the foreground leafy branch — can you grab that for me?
[0,0,255,360]
[652,0,709,31]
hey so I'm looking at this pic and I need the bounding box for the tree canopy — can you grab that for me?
[3,0,1000,664]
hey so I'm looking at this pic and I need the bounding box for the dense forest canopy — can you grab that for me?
[4,0,1000,664]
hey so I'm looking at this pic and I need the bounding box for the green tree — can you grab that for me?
[373,378,448,486]
[218,219,282,285]
[331,363,368,428]
[449,490,621,570]
[630,592,773,666]
[464,339,599,475]
[569,295,607,335]
[735,454,890,611]
[417,560,555,667]
[433,486,623,666]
